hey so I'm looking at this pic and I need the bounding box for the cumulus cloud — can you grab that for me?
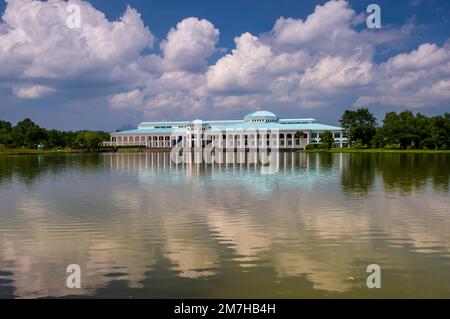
[301,56,373,91]
[161,17,220,72]
[270,0,378,60]
[0,0,448,123]
[206,33,312,95]
[0,0,154,95]
[384,43,449,71]
[355,42,450,108]
[12,85,56,99]
[206,33,274,94]
[109,89,145,108]
[272,1,356,48]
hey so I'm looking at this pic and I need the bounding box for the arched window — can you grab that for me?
[123,137,128,142]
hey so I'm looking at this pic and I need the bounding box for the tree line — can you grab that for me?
[0,118,109,151]
[337,108,449,150]
[2,110,449,152]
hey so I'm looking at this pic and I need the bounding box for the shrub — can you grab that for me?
[305,144,317,150]
[385,143,401,149]
[352,139,366,149]
[317,143,329,150]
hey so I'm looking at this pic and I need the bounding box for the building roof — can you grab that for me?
[209,122,342,132]
[112,110,343,134]
[244,110,279,121]
[112,128,185,134]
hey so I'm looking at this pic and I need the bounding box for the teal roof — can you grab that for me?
[244,110,278,120]
[114,122,342,134]
[209,122,342,131]
[113,128,185,134]
[113,110,342,134]
[279,118,316,124]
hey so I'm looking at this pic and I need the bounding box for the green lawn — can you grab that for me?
[0,148,82,155]
[116,147,144,153]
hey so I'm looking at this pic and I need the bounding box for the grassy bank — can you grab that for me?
[303,148,450,154]
[116,147,144,153]
[0,148,83,155]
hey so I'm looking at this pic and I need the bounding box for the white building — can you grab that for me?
[105,111,349,150]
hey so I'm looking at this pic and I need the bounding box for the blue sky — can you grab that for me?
[0,0,449,130]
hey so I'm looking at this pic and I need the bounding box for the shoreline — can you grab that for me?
[0,149,84,155]
[1,148,450,155]
[302,148,450,154]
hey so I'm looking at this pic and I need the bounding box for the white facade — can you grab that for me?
[104,111,349,150]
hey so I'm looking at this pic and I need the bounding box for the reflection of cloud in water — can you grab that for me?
[207,209,271,263]
[164,237,218,278]
[108,153,450,293]
[273,252,354,293]
[1,153,449,297]
[300,208,371,239]
[0,196,156,297]
[372,190,450,254]
[162,211,219,278]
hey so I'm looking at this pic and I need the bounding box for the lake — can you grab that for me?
[0,152,449,298]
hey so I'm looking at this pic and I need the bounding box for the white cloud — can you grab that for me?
[161,17,220,72]
[109,89,145,109]
[301,56,373,91]
[270,0,373,58]
[12,85,56,99]
[272,1,355,46]
[354,42,450,108]
[0,0,154,84]
[384,43,449,71]
[206,33,274,94]
[0,0,448,122]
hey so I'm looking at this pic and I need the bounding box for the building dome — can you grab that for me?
[244,110,279,123]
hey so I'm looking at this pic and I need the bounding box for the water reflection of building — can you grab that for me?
[105,152,347,197]
[2,153,449,298]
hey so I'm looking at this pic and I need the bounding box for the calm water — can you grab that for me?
[0,152,449,298]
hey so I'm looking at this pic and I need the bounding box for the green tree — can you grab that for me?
[380,111,434,149]
[74,131,109,151]
[0,120,13,147]
[370,127,383,148]
[11,119,47,148]
[46,129,66,148]
[427,113,450,150]
[294,130,306,138]
[319,130,334,149]
[339,108,377,147]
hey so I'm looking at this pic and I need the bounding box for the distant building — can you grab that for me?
[104,110,349,150]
